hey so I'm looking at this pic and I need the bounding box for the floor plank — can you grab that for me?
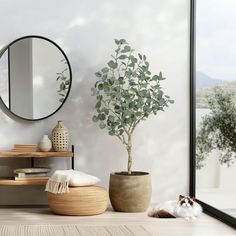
[0,207,235,235]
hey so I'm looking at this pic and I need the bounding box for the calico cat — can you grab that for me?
[148,195,202,220]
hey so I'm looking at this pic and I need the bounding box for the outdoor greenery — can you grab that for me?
[91,39,174,174]
[196,88,236,169]
[56,59,70,103]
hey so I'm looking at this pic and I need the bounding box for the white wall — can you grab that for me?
[0,0,190,205]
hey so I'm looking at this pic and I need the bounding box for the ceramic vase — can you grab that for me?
[52,121,69,151]
[39,135,52,152]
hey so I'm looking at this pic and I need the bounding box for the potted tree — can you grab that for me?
[91,39,174,212]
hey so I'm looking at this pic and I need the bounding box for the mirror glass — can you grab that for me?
[195,0,236,218]
[0,36,71,120]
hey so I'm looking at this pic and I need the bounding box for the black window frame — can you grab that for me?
[190,0,236,229]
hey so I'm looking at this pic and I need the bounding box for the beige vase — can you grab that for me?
[109,171,152,212]
[39,135,52,152]
[52,121,69,151]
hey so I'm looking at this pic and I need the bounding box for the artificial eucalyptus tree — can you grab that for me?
[91,39,174,174]
[196,88,236,169]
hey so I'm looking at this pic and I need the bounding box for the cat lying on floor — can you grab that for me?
[148,195,202,220]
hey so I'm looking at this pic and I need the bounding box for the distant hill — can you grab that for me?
[196,72,235,108]
[196,71,226,89]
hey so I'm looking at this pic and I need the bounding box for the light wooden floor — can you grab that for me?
[0,207,235,236]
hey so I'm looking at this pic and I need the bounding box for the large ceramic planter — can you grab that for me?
[109,171,151,212]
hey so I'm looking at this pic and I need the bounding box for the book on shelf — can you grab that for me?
[14,176,49,181]
[15,173,48,178]
[11,144,37,152]
[12,149,37,152]
[14,144,37,147]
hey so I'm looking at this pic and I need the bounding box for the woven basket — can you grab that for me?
[48,186,108,215]
[52,121,69,151]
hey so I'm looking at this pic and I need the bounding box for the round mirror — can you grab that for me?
[0,35,72,121]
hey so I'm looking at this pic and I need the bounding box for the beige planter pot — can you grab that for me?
[109,171,152,212]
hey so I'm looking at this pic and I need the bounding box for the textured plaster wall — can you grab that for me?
[0,0,190,205]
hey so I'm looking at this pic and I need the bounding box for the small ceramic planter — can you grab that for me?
[39,135,52,152]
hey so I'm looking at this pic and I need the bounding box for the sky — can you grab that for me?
[196,0,236,81]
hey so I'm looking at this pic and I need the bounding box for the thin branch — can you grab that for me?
[130,115,145,134]
[116,133,128,146]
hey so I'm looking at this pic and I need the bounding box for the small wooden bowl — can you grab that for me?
[48,186,108,216]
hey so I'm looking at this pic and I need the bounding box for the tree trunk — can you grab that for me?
[127,135,132,175]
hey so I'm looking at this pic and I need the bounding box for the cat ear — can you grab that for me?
[190,196,195,201]
[179,195,184,200]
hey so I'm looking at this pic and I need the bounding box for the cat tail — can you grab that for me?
[148,209,176,218]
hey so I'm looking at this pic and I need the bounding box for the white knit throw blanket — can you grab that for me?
[45,170,74,194]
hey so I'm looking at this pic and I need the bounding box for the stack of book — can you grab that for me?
[11,144,37,152]
[14,168,50,181]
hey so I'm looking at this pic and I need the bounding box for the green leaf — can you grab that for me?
[119,129,124,135]
[98,113,106,120]
[114,105,120,110]
[101,67,109,73]
[99,122,106,129]
[108,77,115,85]
[65,80,70,85]
[145,61,149,68]
[60,83,65,90]
[143,55,146,61]
[95,101,101,109]
[118,77,124,84]
[98,83,104,90]
[97,95,103,101]
[108,115,115,122]
[129,81,137,86]
[120,39,127,44]
[104,108,109,115]
[92,115,99,122]
[108,130,115,136]
[158,72,166,80]
[95,72,102,77]
[138,53,142,60]
[107,60,118,69]
[102,73,108,80]
[59,98,64,103]
[121,45,131,53]
[169,100,174,104]
[104,82,110,92]
[114,39,120,45]
[129,102,135,108]
[118,55,127,60]
[131,57,137,64]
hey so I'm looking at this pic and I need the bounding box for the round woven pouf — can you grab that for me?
[48,186,108,216]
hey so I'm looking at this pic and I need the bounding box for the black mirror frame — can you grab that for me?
[190,0,236,229]
[0,35,72,121]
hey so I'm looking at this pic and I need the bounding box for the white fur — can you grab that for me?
[149,198,202,220]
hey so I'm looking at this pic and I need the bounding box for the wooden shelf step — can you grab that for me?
[0,177,48,186]
[0,151,73,158]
